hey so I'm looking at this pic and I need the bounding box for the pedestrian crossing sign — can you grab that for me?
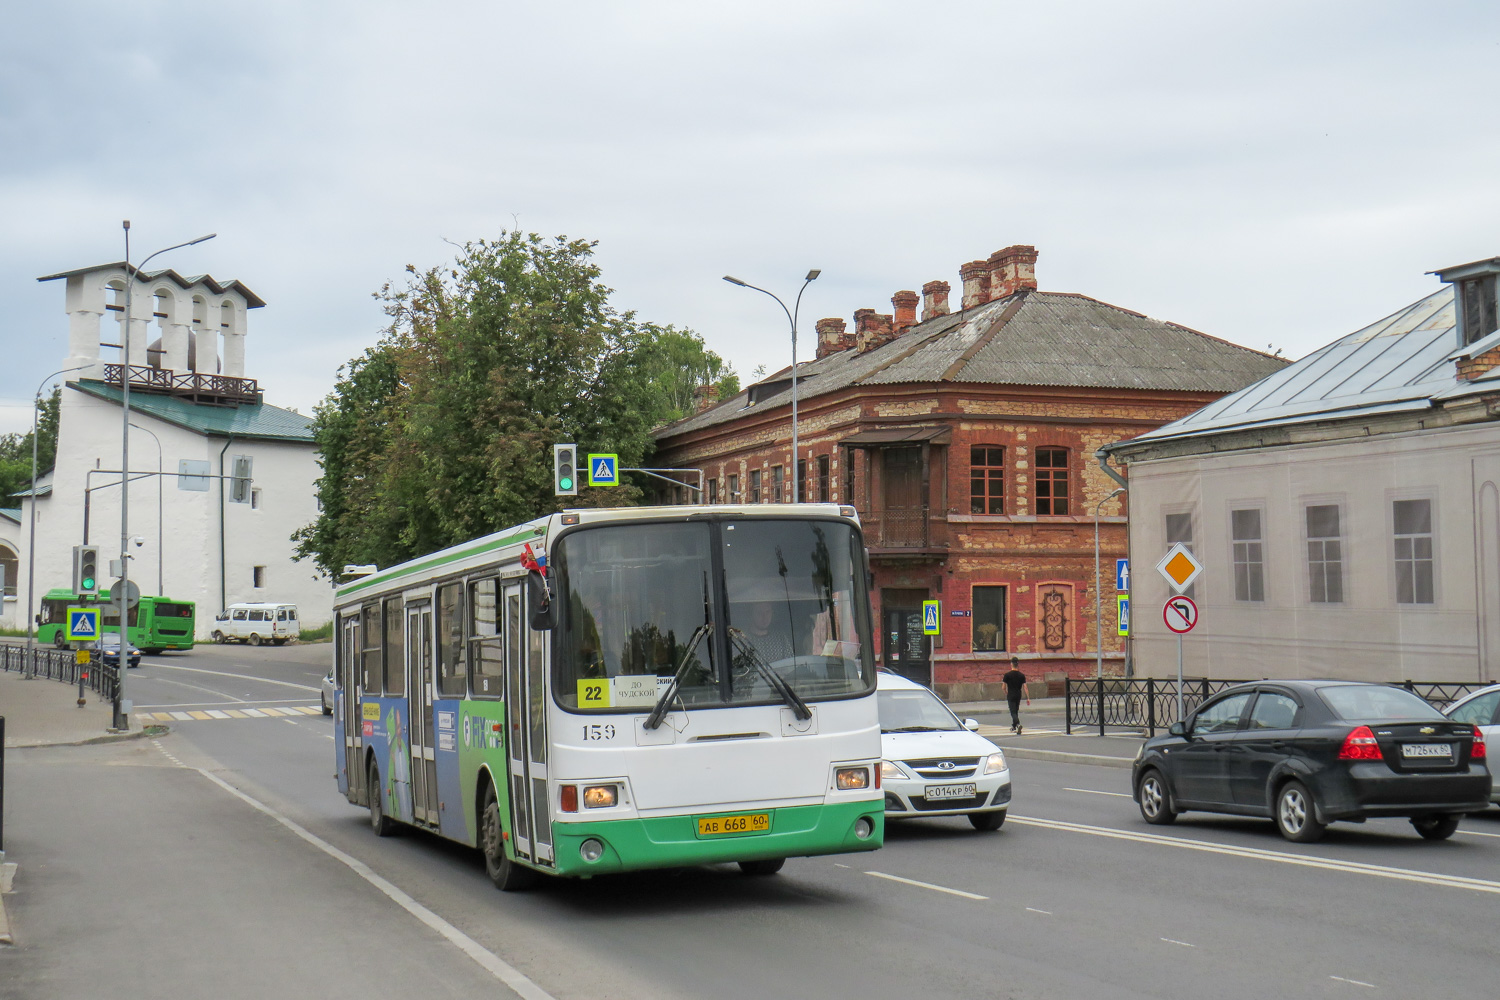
[66,606,99,642]
[922,600,940,636]
[587,454,619,487]
[1117,595,1130,637]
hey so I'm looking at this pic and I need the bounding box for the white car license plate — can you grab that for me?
[924,783,978,800]
[1401,743,1453,759]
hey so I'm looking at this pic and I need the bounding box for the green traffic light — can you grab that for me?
[559,477,573,490]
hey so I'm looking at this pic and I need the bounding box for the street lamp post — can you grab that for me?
[115,221,215,729]
[129,422,163,595]
[1095,486,1126,679]
[23,366,86,679]
[723,270,820,502]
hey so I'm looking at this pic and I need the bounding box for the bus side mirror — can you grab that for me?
[528,570,553,630]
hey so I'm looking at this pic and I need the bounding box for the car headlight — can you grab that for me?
[983,751,1007,774]
[880,760,908,781]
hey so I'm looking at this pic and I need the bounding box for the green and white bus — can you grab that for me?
[333,503,883,889]
[37,588,197,653]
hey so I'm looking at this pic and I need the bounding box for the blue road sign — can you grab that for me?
[1117,595,1130,637]
[66,606,99,642]
[587,453,619,487]
[1116,559,1130,592]
[922,600,940,636]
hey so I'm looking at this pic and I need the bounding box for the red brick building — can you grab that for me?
[652,246,1287,699]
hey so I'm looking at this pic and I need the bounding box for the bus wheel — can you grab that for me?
[248,634,262,646]
[481,782,538,891]
[737,858,785,876]
[368,759,396,837]
[211,631,224,644]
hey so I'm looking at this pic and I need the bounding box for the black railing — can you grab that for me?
[0,644,118,702]
[1065,677,1494,738]
[874,505,929,548]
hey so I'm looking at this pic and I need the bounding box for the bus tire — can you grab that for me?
[368,759,397,837]
[481,781,538,891]
[248,634,262,646]
[211,631,225,644]
[737,858,785,876]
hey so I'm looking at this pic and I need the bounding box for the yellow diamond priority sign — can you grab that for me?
[1154,542,1203,593]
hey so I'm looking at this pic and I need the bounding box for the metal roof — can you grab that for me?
[657,289,1287,440]
[70,380,314,443]
[37,262,265,309]
[1122,285,1495,446]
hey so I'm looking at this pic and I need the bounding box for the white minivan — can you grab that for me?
[212,603,301,646]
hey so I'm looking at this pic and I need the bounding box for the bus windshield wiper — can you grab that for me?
[643,622,713,731]
[728,628,813,721]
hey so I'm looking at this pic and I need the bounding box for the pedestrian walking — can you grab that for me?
[1001,656,1030,734]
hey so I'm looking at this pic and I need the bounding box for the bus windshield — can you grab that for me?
[554,518,874,712]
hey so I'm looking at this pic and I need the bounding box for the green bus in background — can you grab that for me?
[37,588,197,653]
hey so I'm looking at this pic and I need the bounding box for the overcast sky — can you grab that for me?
[3,1,1497,435]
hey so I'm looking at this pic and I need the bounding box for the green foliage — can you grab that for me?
[0,388,61,505]
[293,232,734,578]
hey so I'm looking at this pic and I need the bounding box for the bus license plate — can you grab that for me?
[925,783,977,800]
[697,813,770,837]
[1401,743,1453,759]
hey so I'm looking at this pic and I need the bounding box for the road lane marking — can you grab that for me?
[1025,907,1052,915]
[1064,787,1131,798]
[865,871,988,900]
[142,663,321,693]
[192,768,556,1000]
[1009,814,1500,896]
[1330,976,1376,988]
[1160,938,1195,947]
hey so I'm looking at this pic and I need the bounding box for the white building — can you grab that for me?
[16,261,331,640]
[1103,255,1500,684]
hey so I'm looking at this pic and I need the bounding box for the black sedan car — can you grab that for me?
[1132,680,1489,842]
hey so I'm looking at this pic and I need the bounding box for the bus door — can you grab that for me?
[503,581,552,865]
[407,603,438,826]
[341,615,364,802]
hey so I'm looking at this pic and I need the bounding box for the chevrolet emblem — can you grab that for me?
[1420,726,1436,735]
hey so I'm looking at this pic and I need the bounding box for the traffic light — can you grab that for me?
[73,544,101,596]
[553,443,578,496]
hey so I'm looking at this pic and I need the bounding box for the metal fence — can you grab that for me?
[0,643,118,703]
[1065,676,1494,738]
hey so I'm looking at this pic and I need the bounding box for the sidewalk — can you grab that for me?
[0,669,135,748]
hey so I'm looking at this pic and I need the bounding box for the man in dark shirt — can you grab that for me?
[1001,656,1030,734]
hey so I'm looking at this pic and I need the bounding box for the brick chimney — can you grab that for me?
[960,260,991,310]
[854,309,895,352]
[988,245,1039,299]
[921,280,950,321]
[815,317,854,359]
[692,382,721,412]
[892,290,919,333]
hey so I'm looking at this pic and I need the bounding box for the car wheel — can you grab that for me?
[368,759,396,837]
[738,858,786,875]
[1411,814,1461,841]
[211,631,224,644]
[249,633,262,647]
[1137,769,1178,825]
[481,782,538,890]
[1275,780,1325,843]
[968,810,1006,831]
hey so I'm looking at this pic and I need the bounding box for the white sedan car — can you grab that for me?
[878,671,1011,830]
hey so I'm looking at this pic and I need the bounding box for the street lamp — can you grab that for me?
[115,221,215,729]
[129,422,163,595]
[1095,486,1126,679]
[723,269,820,502]
[23,366,87,679]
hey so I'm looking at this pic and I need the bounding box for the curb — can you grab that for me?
[994,745,1135,769]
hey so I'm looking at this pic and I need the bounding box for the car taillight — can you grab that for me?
[1337,725,1383,761]
[1473,726,1487,760]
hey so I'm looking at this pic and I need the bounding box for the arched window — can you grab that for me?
[1035,447,1070,515]
[970,445,1005,514]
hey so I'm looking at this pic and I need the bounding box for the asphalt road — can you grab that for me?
[4,642,1497,999]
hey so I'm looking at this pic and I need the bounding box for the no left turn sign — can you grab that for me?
[1163,595,1198,634]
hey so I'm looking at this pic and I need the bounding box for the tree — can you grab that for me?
[293,232,735,578]
[0,388,61,505]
